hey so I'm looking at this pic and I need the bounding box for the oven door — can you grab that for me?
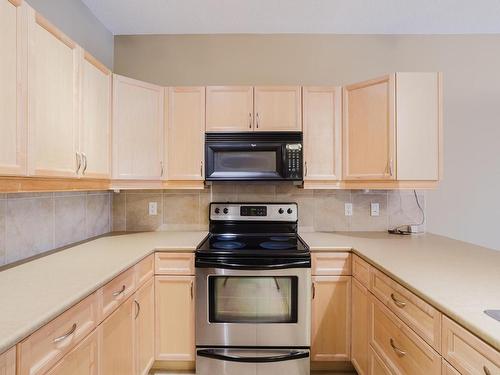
[205,142,285,180]
[196,348,310,375]
[196,264,311,347]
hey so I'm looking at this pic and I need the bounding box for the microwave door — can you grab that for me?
[205,143,284,180]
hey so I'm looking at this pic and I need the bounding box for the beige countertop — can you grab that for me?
[299,231,500,352]
[1,230,499,355]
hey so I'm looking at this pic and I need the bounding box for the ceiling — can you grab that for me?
[81,0,500,35]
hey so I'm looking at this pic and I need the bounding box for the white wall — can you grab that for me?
[26,0,114,68]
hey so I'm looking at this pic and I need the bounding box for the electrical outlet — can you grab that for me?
[370,202,380,216]
[148,202,158,216]
[345,203,353,216]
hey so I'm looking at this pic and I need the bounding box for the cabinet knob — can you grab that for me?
[249,112,252,128]
[256,113,260,129]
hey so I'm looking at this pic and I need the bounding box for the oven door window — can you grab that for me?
[208,276,298,323]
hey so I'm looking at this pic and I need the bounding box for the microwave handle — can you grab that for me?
[197,349,310,363]
[195,258,310,270]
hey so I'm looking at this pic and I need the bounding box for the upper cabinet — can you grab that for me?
[80,52,111,179]
[112,74,165,180]
[303,86,342,182]
[343,75,395,181]
[0,0,27,176]
[166,87,205,181]
[254,86,302,131]
[206,86,253,132]
[27,10,80,178]
[343,73,442,183]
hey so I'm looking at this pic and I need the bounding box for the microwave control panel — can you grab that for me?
[285,144,303,179]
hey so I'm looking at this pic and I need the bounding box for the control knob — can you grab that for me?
[287,208,293,214]
[214,208,220,214]
[278,208,284,214]
[223,208,229,214]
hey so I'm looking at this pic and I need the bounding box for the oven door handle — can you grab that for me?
[197,349,310,363]
[195,259,311,270]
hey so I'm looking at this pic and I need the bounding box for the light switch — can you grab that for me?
[370,202,380,216]
[345,203,353,216]
[149,202,158,216]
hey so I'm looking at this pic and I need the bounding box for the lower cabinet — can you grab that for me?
[351,277,369,375]
[135,278,155,375]
[46,331,98,375]
[155,275,195,361]
[0,347,16,375]
[369,346,393,375]
[99,297,135,375]
[311,275,351,362]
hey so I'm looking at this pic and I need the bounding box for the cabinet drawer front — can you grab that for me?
[135,254,154,287]
[0,346,16,375]
[18,293,98,375]
[370,268,441,350]
[353,254,371,287]
[98,267,136,321]
[370,296,441,375]
[312,252,351,276]
[442,360,461,375]
[370,346,394,375]
[155,253,194,275]
[442,316,500,375]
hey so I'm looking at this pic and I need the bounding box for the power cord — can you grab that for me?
[388,190,425,235]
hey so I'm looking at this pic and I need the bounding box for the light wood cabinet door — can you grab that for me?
[311,276,351,362]
[166,87,205,180]
[135,278,155,375]
[303,86,342,180]
[343,75,395,180]
[0,0,27,176]
[351,278,369,375]
[155,275,195,361]
[99,297,134,375]
[206,86,253,132]
[27,10,80,177]
[0,347,16,375]
[80,51,111,179]
[45,330,98,375]
[254,86,302,131]
[113,74,164,180]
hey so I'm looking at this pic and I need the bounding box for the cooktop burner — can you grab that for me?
[211,241,246,250]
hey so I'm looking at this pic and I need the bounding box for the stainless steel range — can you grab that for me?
[195,202,311,375]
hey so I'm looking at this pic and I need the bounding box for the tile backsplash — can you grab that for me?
[0,191,111,267]
[112,184,426,234]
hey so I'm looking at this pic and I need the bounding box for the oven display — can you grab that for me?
[240,206,267,216]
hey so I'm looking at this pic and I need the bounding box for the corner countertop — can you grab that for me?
[1,230,499,356]
[299,231,500,352]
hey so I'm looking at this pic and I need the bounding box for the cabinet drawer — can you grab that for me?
[18,293,98,375]
[0,347,16,375]
[312,252,351,276]
[442,316,500,375]
[353,254,371,287]
[155,253,194,275]
[442,359,461,375]
[370,296,441,375]
[369,345,393,375]
[135,254,154,288]
[98,267,136,321]
[370,268,441,351]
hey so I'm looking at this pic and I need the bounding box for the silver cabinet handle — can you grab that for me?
[200,161,203,177]
[312,282,316,299]
[75,152,81,174]
[391,293,407,308]
[249,112,252,129]
[483,366,492,375]
[82,153,88,175]
[256,112,260,128]
[160,161,164,177]
[190,281,194,300]
[390,338,406,356]
[134,300,141,319]
[305,161,308,177]
[53,323,77,343]
[112,284,126,297]
[389,158,394,176]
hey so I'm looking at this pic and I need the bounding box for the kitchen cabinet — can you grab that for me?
[351,278,369,375]
[45,330,98,375]
[312,252,351,276]
[0,0,27,176]
[343,75,395,181]
[155,275,195,361]
[79,51,111,179]
[166,87,205,181]
[134,278,155,375]
[343,72,441,183]
[311,275,351,362]
[206,86,254,131]
[254,86,302,131]
[0,347,16,375]
[442,360,461,375]
[302,86,342,182]
[369,346,393,375]
[99,297,135,375]
[27,10,80,178]
[113,74,165,180]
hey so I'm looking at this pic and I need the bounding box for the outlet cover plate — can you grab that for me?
[371,202,380,216]
[345,203,353,216]
[149,202,158,216]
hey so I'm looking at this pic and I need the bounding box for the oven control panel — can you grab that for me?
[285,143,303,180]
[211,203,298,222]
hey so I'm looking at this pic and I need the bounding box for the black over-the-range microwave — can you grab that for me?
[204,132,303,182]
